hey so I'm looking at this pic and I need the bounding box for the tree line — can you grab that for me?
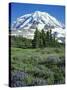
[32,28,59,48]
[10,28,62,49]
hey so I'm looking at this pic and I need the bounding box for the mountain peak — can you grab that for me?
[11,11,65,43]
[34,11,41,13]
[34,11,47,14]
[12,11,64,31]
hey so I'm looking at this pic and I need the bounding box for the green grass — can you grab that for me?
[11,47,65,85]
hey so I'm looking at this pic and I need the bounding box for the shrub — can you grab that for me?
[24,75,34,86]
[54,48,60,53]
[11,71,28,87]
[46,55,61,64]
[32,78,48,85]
[59,56,65,65]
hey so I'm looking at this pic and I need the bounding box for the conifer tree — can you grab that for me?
[45,30,50,47]
[49,29,53,46]
[39,31,44,48]
[41,29,46,47]
[32,28,40,48]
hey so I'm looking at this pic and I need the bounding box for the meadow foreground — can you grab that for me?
[11,47,65,87]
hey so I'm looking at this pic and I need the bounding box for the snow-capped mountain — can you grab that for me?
[11,11,65,43]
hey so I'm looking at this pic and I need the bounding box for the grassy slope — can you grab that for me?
[11,47,65,86]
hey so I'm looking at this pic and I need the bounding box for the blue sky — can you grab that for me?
[10,3,65,24]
